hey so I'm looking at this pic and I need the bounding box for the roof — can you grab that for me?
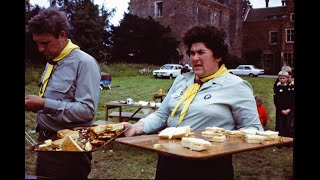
[245,6,287,22]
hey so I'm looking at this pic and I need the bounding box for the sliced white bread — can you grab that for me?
[61,136,84,151]
[181,137,211,151]
[158,126,191,139]
[245,134,266,144]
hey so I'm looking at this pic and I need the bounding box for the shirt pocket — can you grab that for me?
[46,81,74,100]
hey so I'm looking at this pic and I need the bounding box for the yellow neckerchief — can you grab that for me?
[39,39,80,97]
[169,64,229,126]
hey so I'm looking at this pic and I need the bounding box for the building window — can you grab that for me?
[290,13,295,22]
[266,14,286,19]
[211,12,218,26]
[154,1,163,17]
[283,52,295,68]
[269,31,278,44]
[261,54,273,70]
[286,28,294,43]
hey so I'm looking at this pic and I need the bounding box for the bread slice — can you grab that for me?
[158,126,191,139]
[84,141,93,151]
[107,123,124,131]
[38,143,48,151]
[158,127,176,139]
[172,126,191,138]
[181,137,211,151]
[257,130,279,138]
[203,135,226,142]
[51,138,65,149]
[225,130,242,138]
[90,125,107,134]
[245,134,266,144]
[61,136,84,151]
[57,129,79,139]
[239,129,257,135]
[90,123,125,134]
[205,126,225,132]
[202,131,224,137]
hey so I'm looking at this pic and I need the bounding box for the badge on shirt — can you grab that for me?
[171,87,184,98]
[204,94,212,100]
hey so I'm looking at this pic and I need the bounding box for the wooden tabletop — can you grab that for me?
[115,131,293,159]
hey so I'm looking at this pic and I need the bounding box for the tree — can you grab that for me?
[25,0,114,64]
[62,0,114,63]
[25,0,46,66]
[110,14,180,65]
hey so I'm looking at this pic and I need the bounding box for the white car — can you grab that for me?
[153,64,183,79]
[229,65,264,77]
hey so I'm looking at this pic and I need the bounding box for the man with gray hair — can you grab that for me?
[25,7,101,180]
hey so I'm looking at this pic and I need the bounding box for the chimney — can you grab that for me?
[265,0,269,7]
[281,0,287,6]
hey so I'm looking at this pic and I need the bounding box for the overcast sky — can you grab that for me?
[29,0,283,26]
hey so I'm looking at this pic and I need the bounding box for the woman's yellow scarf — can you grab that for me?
[169,64,229,126]
[39,39,80,97]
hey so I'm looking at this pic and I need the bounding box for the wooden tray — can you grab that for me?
[115,131,293,159]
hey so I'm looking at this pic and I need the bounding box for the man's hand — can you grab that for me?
[25,95,45,112]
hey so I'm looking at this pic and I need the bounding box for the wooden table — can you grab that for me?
[105,101,159,122]
[116,131,293,159]
[153,93,166,102]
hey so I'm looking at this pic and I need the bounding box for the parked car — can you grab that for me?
[229,65,264,77]
[153,64,183,79]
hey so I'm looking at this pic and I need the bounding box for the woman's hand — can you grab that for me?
[122,121,145,137]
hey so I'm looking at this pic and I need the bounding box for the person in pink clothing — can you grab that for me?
[255,95,268,128]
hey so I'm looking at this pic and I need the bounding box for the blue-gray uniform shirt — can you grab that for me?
[140,72,263,133]
[36,49,101,132]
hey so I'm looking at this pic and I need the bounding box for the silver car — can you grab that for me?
[229,65,264,77]
[153,64,183,79]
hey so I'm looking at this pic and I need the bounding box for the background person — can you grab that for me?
[25,7,101,180]
[122,25,263,180]
[273,65,292,92]
[273,70,291,138]
[287,71,295,138]
[255,95,268,128]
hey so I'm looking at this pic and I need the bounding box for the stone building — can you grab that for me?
[129,0,245,65]
[242,0,295,74]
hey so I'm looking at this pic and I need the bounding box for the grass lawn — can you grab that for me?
[25,63,293,179]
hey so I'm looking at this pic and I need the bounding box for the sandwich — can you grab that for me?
[239,129,257,139]
[201,126,226,142]
[257,130,279,138]
[257,130,281,144]
[225,130,242,138]
[158,126,191,139]
[181,137,211,151]
[61,136,84,152]
[245,134,266,144]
